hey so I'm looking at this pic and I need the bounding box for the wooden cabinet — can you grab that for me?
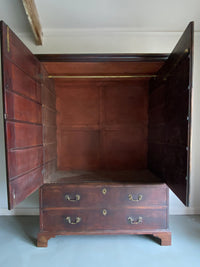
[39,178,169,246]
[0,21,193,247]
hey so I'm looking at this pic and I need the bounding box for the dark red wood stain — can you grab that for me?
[103,128,147,169]
[5,91,42,124]
[9,167,43,208]
[42,207,167,232]
[148,22,193,206]
[7,146,43,178]
[2,23,40,80]
[6,122,42,149]
[3,58,41,103]
[43,125,56,144]
[41,65,57,180]
[57,130,100,170]
[43,61,164,76]
[1,21,43,208]
[56,78,148,170]
[42,182,167,209]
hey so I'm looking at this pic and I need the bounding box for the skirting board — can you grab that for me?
[0,208,200,216]
[0,208,39,216]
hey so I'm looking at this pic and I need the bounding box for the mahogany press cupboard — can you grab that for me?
[0,21,193,247]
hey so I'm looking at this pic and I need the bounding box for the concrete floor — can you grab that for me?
[0,215,200,267]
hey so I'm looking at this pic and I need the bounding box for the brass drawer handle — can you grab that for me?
[65,194,80,202]
[128,194,143,202]
[128,216,143,225]
[65,216,81,225]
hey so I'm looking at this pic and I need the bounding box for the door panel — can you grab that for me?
[6,122,43,149]
[0,21,44,209]
[5,91,42,123]
[3,58,41,103]
[2,23,40,80]
[148,22,193,206]
[9,167,43,207]
[7,146,43,178]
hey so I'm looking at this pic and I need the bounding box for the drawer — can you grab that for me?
[41,207,168,232]
[41,184,167,208]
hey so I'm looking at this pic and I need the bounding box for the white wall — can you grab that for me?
[0,29,200,215]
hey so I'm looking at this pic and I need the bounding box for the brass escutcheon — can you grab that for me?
[102,209,107,216]
[102,188,107,195]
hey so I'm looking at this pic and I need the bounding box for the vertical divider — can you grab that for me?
[99,81,104,169]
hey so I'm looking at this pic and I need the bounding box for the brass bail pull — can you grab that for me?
[65,216,81,225]
[128,194,143,202]
[128,216,143,225]
[65,194,80,202]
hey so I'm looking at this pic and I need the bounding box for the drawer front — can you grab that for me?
[41,184,167,208]
[41,208,167,232]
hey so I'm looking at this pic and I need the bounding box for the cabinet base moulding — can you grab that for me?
[37,230,171,247]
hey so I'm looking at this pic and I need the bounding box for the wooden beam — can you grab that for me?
[22,0,43,45]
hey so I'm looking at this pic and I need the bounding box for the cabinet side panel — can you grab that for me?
[0,25,9,209]
[41,66,57,182]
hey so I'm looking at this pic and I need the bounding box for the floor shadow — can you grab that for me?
[14,216,39,246]
[145,234,161,245]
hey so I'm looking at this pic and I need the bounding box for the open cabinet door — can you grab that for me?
[0,21,44,209]
[148,22,193,206]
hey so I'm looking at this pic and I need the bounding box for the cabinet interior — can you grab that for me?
[42,60,166,184]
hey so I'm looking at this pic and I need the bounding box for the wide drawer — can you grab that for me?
[41,207,168,232]
[41,184,168,208]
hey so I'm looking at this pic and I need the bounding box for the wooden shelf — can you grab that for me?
[45,169,163,184]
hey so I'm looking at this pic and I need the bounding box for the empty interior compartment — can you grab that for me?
[42,60,166,184]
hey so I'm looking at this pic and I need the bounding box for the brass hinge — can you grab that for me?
[48,75,157,79]
[4,113,8,120]
[13,189,16,200]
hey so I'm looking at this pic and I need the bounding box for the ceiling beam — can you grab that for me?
[22,0,43,45]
